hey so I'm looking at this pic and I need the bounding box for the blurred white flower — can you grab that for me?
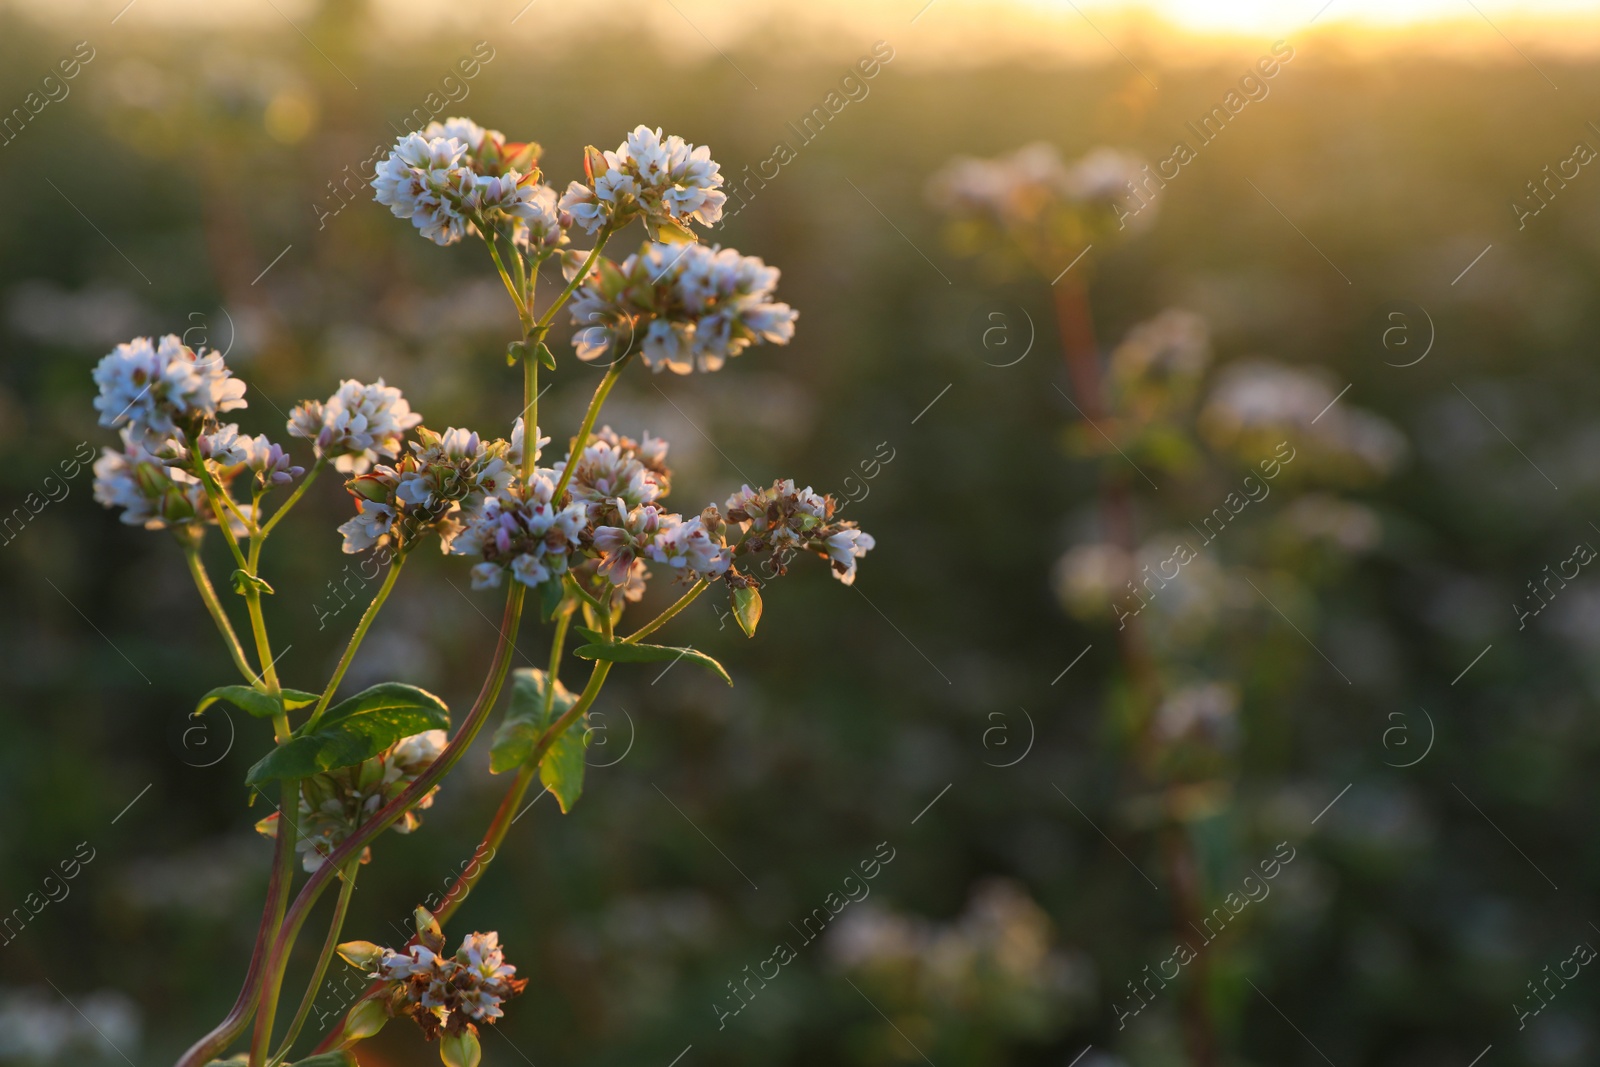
[93,427,216,530]
[1200,361,1408,479]
[1281,494,1382,553]
[0,988,141,1062]
[1153,681,1239,744]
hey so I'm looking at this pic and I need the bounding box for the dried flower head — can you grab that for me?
[723,479,876,585]
[363,923,527,1040]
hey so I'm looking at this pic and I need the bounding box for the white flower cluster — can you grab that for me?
[370,928,527,1039]
[90,333,303,531]
[197,423,305,488]
[552,425,671,525]
[372,117,559,248]
[559,124,726,236]
[927,142,1147,228]
[255,730,446,872]
[567,242,797,373]
[92,334,247,441]
[449,473,589,591]
[288,378,423,474]
[1107,308,1212,417]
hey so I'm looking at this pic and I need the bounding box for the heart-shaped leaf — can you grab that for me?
[489,668,589,811]
[489,668,575,774]
[572,642,732,686]
[245,683,449,785]
[195,685,319,720]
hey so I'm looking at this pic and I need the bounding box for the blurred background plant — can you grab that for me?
[4,1,1600,1065]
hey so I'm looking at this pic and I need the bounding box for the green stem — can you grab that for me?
[483,229,527,320]
[523,348,539,481]
[193,459,251,572]
[304,554,406,732]
[536,229,612,332]
[625,579,710,644]
[271,857,360,1064]
[183,541,257,683]
[551,353,631,503]
[258,457,326,541]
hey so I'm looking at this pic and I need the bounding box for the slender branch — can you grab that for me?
[535,229,611,332]
[482,228,528,321]
[551,353,631,504]
[193,459,251,572]
[248,777,301,1065]
[173,811,294,1067]
[623,579,709,644]
[258,584,528,1059]
[258,457,326,541]
[271,857,360,1063]
[304,554,406,732]
[183,541,257,683]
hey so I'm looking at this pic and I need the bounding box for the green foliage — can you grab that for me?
[194,685,318,720]
[490,667,587,812]
[245,683,449,784]
[573,641,732,686]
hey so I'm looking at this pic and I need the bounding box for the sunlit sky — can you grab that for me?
[13,0,1600,59]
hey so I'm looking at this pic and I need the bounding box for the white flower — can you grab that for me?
[508,416,549,469]
[395,425,510,512]
[240,435,305,487]
[558,125,726,235]
[93,427,210,529]
[646,514,731,580]
[369,929,526,1037]
[92,334,247,441]
[449,482,586,589]
[197,423,250,467]
[338,501,395,554]
[288,378,422,474]
[471,561,503,589]
[372,132,473,246]
[421,117,499,155]
[567,242,796,373]
[553,426,670,525]
[823,528,875,585]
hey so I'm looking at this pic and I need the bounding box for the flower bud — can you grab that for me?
[336,940,385,971]
[440,1029,482,1067]
[341,995,389,1042]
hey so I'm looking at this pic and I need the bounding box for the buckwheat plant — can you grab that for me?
[91,118,872,1067]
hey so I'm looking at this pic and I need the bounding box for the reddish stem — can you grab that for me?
[243,584,525,1061]
[173,816,291,1067]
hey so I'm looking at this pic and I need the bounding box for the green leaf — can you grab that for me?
[440,1029,482,1067]
[194,686,316,719]
[542,709,588,813]
[535,341,557,370]
[231,569,275,596]
[732,586,763,638]
[538,575,566,621]
[245,683,449,785]
[489,668,589,812]
[573,625,607,644]
[573,642,732,686]
[289,1054,358,1067]
[489,668,576,774]
[506,340,528,367]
